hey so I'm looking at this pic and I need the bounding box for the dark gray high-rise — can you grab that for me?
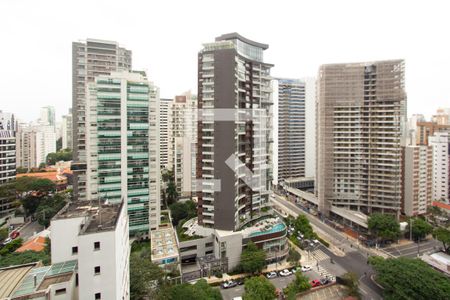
[197,33,273,231]
[71,39,132,200]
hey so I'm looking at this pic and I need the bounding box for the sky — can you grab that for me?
[0,0,449,122]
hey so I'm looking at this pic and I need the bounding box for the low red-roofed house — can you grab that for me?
[15,236,47,253]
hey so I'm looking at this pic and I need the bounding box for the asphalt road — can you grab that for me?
[219,269,325,300]
[18,221,45,241]
[271,195,384,300]
[383,238,442,258]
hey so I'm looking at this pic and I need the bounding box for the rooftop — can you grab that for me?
[215,32,269,50]
[241,217,286,238]
[0,263,39,299]
[150,227,179,264]
[53,200,123,234]
[16,236,47,253]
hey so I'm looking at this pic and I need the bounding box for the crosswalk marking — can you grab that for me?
[311,249,329,261]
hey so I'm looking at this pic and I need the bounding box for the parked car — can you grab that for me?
[2,237,12,245]
[320,277,331,285]
[266,271,278,279]
[221,280,237,289]
[310,279,321,287]
[301,265,312,272]
[236,278,244,285]
[10,231,20,239]
[279,269,292,277]
[312,239,320,245]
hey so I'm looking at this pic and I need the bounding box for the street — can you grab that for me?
[18,221,45,241]
[219,269,325,300]
[271,194,384,300]
[383,238,441,258]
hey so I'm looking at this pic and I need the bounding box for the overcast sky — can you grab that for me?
[1,0,449,122]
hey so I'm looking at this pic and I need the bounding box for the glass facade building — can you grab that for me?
[86,71,160,235]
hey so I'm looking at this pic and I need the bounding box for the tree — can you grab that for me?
[169,201,196,226]
[341,272,360,299]
[56,137,62,151]
[433,227,450,253]
[16,166,28,174]
[167,279,221,300]
[293,215,315,239]
[368,213,400,244]
[409,218,433,241]
[243,276,276,300]
[0,228,8,241]
[0,250,50,268]
[283,272,311,299]
[370,257,450,300]
[130,251,164,300]
[166,181,178,205]
[287,248,301,266]
[0,238,23,256]
[240,242,266,274]
[46,149,73,165]
[36,193,68,227]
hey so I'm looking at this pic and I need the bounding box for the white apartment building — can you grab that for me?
[16,124,56,169]
[62,109,73,150]
[429,132,449,203]
[39,106,56,127]
[402,145,433,216]
[51,200,129,300]
[72,38,132,201]
[85,71,160,234]
[171,92,197,197]
[159,98,172,170]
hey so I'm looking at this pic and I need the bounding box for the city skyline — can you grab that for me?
[1,0,450,122]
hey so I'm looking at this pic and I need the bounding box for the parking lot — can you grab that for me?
[219,268,328,300]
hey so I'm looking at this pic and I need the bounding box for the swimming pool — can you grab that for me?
[249,223,286,237]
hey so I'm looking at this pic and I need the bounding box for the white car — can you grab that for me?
[279,269,293,277]
[266,271,277,279]
[301,265,312,272]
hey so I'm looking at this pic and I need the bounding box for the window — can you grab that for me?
[94,241,101,251]
[72,246,78,255]
[95,293,101,300]
[55,288,66,295]
[94,266,101,275]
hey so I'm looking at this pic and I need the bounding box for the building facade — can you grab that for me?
[159,98,172,170]
[40,106,56,127]
[416,121,450,146]
[316,60,407,221]
[0,111,17,217]
[273,78,305,184]
[62,109,73,150]
[197,33,273,231]
[51,201,129,300]
[72,39,132,201]
[16,124,55,169]
[429,132,449,203]
[171,92,197,197]
[402,145,433,216]
[432,108,450,125]
[85,71,160,234]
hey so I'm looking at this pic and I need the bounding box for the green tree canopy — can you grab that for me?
[46,149,73,165]
[130,251,165,300]
[293,215,316,239]
[166,279,222,300]
[370,257,450,300]
[169,201,196,226]
[36,193,68,227]
[243,275,276,300]
[409,218,433,241]
[287,248,301,266]
[283,271,311,300]
[433,227,450,253]
[0,238,23,256]
[0,250,50,268]
[240,241,266,274]
[368,213,400,242]
[15,177,56,193]
[341,272,361,299]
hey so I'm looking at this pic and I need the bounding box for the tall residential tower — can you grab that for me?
[316,60,407,223]
[197,33,273,231]
[85,71,160,234]
[72,39,132,201]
